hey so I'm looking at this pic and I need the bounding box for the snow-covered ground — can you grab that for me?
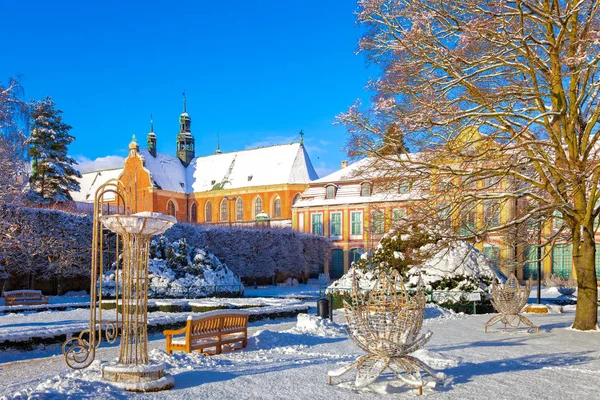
[0,305,599,399]
[1,283,598,399]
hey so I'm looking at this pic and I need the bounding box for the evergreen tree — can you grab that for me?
[25,97,81,204]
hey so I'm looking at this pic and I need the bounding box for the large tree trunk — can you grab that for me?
[572,226,599,330]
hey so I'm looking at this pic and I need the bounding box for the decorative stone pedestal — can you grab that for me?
[101,362,174,392]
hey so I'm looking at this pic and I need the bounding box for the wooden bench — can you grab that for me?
[3,290,49,306]
[164,310,249,355]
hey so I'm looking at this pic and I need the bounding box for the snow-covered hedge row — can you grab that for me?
[0,204,93,285]
[161,223,331,279]
[0,206,331,288]
[103,237,243,298]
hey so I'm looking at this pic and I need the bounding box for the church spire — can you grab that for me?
[177,94,195,166]
[215,135,222,154]
[147,114,157,157]
[299,129,304,144]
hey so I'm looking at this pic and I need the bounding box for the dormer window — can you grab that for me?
[399,182,410,194]
[211,180,216,185]
[325,185,337,199]
[248,175,253,181]
[360,182,371,197]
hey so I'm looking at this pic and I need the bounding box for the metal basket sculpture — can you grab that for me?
[328,270,442,393]
[62,174,178,391]
[484,273,538,334]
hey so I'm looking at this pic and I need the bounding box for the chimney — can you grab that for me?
[341,160,348,169]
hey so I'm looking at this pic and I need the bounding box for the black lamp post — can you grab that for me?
[224,196,237,227]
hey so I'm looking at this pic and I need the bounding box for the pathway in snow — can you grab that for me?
[1,306,599,399]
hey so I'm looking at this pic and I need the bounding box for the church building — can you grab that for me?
[75,97,318,227]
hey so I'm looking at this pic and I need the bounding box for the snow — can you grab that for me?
[71,168,123,203]
[134,143,317,195]
[408,241,505,289]
[1,305,599,399]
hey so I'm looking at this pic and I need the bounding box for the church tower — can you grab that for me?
[147,115,157,157]
[176,94,195,166]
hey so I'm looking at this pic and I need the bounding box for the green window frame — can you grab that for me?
[483,200,500,227]
[349,248,363,267]
[523,245,539,280]
[371,210,385,235]
[392,208,406,221]
[350,211,363,237]
[552,244,572,279]
[311,213,323,236]
[483,245,500,266]
[330,212,342,238]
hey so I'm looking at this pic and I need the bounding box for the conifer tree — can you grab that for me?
[25,97,81,204]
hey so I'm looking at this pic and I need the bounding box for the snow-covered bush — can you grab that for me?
[328,240,505,304]
[103,237,243,298]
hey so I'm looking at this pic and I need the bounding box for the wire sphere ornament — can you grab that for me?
[328,270,444,394]
[484,273,539,334]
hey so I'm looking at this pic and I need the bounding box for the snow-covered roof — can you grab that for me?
[138,149,187,192]
[72,168,123,203]
[186,143,318,192]
[294,157,423,208]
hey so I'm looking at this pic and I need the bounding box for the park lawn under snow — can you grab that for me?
[0,305,599,399]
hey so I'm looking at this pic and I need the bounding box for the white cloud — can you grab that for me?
[76,155,125,173]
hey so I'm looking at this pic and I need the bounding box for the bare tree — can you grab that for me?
[0,77,28,205]
[341,0,600,329]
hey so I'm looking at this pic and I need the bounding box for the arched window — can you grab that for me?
[292,193,301,205]
[273,196,281,218]
[167,200,176,217]
[325,185,336,199]
[205,201,212,223]
[236,197,244,221]
[361,182,371,197]
[254,196,263,218]
[220,198,229,222]
[190,203,197,223]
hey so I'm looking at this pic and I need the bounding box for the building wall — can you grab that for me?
[119,145,307,225]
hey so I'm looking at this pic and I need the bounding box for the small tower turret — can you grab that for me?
[176,92,195,166]
[147,115,157,158]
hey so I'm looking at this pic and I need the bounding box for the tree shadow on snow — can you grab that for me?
[439,351,594,387]
[434,336,533,352]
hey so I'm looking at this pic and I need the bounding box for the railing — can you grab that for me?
[328,288,493,315]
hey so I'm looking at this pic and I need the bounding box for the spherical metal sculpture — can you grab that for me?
[328,270,443,394]
[484,273,538,334]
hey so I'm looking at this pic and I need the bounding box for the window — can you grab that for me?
[349,248,363,267]
[167,200,176,217]
[190,203,197,223]
[553,210,564,230]
[311,213,323,236]
[392,208,406,222]
[236,197,243,221]
[330,212,342,238]
[398,182,409,194]
[254,196,263,218]
[438,201,451,228]
[273,197,281,218]
[483,245,500,266]
[330,249,344,279]
[220,199,228,222]
[205,201,212,223]
[459,202,476,235]
[298,213,305,233]
[350,211,363,237]
[292,193,301,205]
[595,244,600,280]
[523,245,539,280]
[483,200,500,227]
[371,210,385,234]
[361,183,371,197]
[552,244,572,279]
[325,185,336,199]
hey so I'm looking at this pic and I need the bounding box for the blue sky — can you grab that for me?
[1,0,372,177]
